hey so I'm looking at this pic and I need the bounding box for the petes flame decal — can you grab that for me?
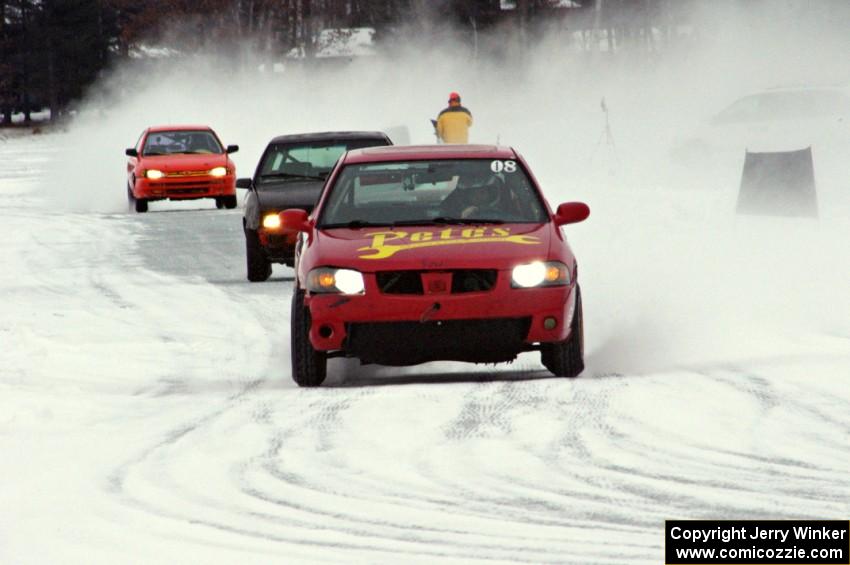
[357,227,540,260]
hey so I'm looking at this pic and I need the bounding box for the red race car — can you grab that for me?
[281,145,590,387]
[125,125,239,213]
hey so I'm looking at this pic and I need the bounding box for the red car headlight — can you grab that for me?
[307,268,365,295]
[511,261,570,288]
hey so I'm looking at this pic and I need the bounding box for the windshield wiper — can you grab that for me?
[260,172,326,181]
[391,217,505,226]
[319,217,508,229]
[319,220,391,229]
[450,218,505,225]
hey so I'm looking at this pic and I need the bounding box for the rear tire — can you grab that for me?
[291,289,327,387]
[223,195,238,209]
[215,197,224,209]
[245,228,271,282]
[541,285,584,378]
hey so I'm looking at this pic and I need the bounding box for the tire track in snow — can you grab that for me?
[98,287,850,562]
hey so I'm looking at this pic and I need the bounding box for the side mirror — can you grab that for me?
[279,209,312,233]
[554,202,590,226]
[226,144,239,154]
[235,177,252,189]
[125,148,138,157]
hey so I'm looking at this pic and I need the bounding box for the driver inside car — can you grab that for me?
[460,182,502,218]
[442,172,509,219]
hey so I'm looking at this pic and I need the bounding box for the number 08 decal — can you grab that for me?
[490,160,517,173]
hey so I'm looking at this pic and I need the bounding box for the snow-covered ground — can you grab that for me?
[2,125,849,564]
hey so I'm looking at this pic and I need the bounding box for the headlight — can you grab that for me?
[209,166,228,177]
[145,169,164,179]
[262,213,281,229]
[511,261,570,288]
[307,268,365,295]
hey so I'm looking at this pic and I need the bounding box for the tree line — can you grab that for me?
[2,0,699,125]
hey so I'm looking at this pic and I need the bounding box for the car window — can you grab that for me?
[142,130,223,156]
[258,139,388,182]
[319,159,549,227]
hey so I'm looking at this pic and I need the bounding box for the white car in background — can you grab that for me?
[672,86,850,188]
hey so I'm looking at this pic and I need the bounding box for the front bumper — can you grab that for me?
[259,229,298,262]
[305,273,578,364]
[135,176,236,200]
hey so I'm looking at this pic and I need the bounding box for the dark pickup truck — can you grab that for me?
[237,131,392,282]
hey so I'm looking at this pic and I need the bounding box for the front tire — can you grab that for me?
[291,289,327,387]
[215,197,224,209]
[541,285,584,378]
[128,183,147,213]
[223,195,238,209]
[245,228,272,282]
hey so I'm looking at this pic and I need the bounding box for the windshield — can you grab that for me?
[143,130,223,155]
[258,140,384,183]
[318,159,549,228]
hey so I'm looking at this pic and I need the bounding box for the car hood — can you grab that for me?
[140,154,227,171]
[256,180,323,212]
[309,223,552,271]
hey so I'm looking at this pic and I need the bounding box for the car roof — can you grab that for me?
[763,83,850,93]
[742,87,850,98]
[147,124,213,133]
[343,144,517,164]
[269,131,390,144]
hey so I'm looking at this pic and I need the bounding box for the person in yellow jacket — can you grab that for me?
[436,92,473,144]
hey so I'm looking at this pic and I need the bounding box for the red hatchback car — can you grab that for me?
[125,125,239,213]
[281,145,590,387]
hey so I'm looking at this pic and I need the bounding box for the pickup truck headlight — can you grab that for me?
[145,169,164,179]
[262,213,281,229]
[307,268,365,295]
[209,166,228,177]
[511,261,570,288]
